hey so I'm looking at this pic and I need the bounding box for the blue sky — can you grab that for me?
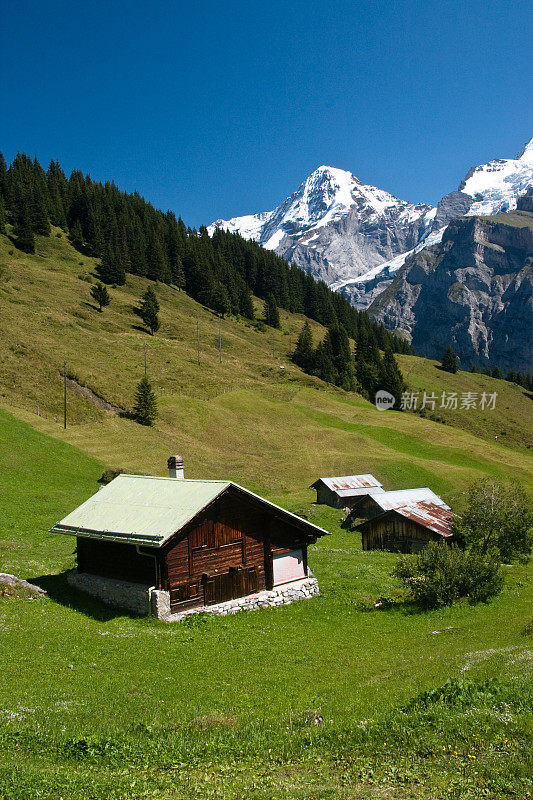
[1,0,532,227]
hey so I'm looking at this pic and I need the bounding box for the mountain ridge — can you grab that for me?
[210,137,533,308]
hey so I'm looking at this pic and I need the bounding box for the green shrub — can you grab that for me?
[453,479,533,562]
[393,541,503,608]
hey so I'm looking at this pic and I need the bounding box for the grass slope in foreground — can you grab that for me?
[0,411,532,799]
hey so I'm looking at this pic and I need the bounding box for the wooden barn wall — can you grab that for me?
[361,515,440,553]
[316,485,342,508]
[162,488,311,599]
[76,537,156,584]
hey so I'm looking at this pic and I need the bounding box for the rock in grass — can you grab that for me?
[0,573,47,598]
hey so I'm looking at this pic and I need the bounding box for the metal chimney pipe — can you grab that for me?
[167,455,184,479]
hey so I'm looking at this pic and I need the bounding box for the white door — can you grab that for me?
[272,549,305,586]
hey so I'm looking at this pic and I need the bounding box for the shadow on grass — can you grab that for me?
[80,301,101,313]
[32,572,143,622]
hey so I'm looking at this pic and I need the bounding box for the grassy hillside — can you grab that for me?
[0,410,531,799]
[0,226,531,514]
[1,228,532,797]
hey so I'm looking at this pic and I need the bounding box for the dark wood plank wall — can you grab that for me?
[361,515,440,553]
[77,537,156,584]
[162,487,315,609]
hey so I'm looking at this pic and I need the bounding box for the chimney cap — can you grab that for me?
[167,455,184,469]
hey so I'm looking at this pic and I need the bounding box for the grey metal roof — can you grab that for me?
[51,474,329,547]
[367,488,450,512]
[312,474,383,496]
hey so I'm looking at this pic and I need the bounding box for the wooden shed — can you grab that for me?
[52,458,328,617]
[311,474,384,509]
[352,487,450,521]
[357,500,455,553]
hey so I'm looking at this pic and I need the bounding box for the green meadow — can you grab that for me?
[0,229,532,798]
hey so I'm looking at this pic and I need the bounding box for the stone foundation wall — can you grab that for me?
[164,576,320,622]
[66,570,320,622]
[66,570,152,616]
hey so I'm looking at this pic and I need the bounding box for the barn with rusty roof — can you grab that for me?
[311,474,384,509]
[356,499,456,554]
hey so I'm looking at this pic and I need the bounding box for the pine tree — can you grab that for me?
[70,219,84,249]
[0,197,6,234]
[13,200,35,253]
[379,349,406,408]
[97,243,125,285]
[441,345,458,374]
[31,188,51,236]
[133,377,157,426]
[90,281,110,311]
[313,340,335,384]
[265,293,280,328]
[293,321,314,372]
[172,255,186,290]
[239,284,255,320]
[139,287,160,334]
[211,281,231,317]
[491,366,503,380]
[0,153,7,200]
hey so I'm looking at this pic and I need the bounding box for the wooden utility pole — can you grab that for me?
[197,321,200,365]
[63,361,67,429]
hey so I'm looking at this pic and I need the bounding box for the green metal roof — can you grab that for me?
[51,474,328,547]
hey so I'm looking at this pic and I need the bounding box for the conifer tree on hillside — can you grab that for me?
[379,348,406,408]
[70,219,84,250]
[211,281,231,318]
[0,153,7,200]
[441,345,458,374]
[293,321,314,373]
[133,377,158,426]
[138,287,160,334]
[265,293,280,328]
[172,255,186,290]
[13,200,35,253]
[90,281,110,311]
[240,285,255,320]
[313,338,336,385]
[97,243,126,285]
[0,197,6,235]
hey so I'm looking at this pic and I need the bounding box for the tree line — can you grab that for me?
[0,151,413,357]
[292,320,406,403]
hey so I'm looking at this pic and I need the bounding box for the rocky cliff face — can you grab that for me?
[370,209,533,372]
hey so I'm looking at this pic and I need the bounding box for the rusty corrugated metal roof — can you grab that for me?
[391,501,456,537]
[313,474,383,494]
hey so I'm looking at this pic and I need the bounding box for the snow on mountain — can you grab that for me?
[209,166,435,285]
[209,137,533,308]
[458,136,533,216]
[337,137,533,307]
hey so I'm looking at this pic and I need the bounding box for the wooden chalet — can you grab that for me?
[311,474,384,509]
[52,457,328,615]
[357,499,455,553]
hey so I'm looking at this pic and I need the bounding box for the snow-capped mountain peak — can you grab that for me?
[209,165,435,283]
[208,135,532,305]
[457,136,533,216]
